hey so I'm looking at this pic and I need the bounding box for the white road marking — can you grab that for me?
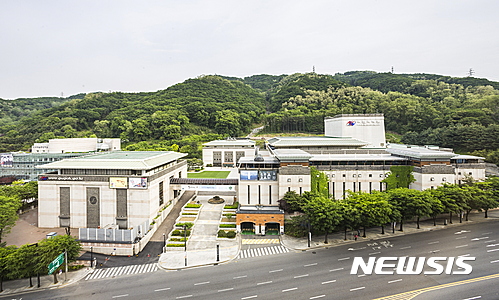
[257,281,272,285]
[462,296,482,300]
[269,269,283,273]
[310,295,326,299]
[455,245,468,248]
[194,281,210,285]
[322,280,337,284]
[458,254,470,257]
[176,295,192,299]
[400,246,411,250]
[487,249,499,252]
[484,240,496,243]
[482,232,492,235]
[486,244,499,247]
[241,296,258,300]
[490,260,499,264]
[456,236,467,240]
[429,250,440,253]
[304,263,318,267]
[330,268,344,272]
[350,287,365,292]
[369,252,381,255]
[388,279,403,284]
[471,237,489,241]
[358,274,367,277]
[294,274,309,278]
[234,275,248,279]
[282,287,298,292]
[428,241,439,244]
[218,288,234,292]
[112,295,129,299]
[338,257,350,261]
[154,288,171,292]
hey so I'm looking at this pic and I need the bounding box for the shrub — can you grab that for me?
[226,231,236,238]
[182,212,198,215]
[217,230,226,238]
[224,202,239,209]
[171,230,191,236]
[169,237,187,242]
[185,203,201,208]
[167,243,185,247]
[219,224,236,228]
[176,222,194,229]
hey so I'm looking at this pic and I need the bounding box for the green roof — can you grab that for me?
[36,151,187,170]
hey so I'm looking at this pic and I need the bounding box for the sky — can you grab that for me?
[1,0,498,100]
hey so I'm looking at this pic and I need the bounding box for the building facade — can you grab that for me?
[37,151,187,230]
[202,139,256,167]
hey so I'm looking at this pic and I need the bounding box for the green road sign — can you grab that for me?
[48,253,65,275]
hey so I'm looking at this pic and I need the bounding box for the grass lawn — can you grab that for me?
[187,171,230,179]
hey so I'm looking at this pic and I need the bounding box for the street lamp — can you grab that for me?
[216,243,220,262]
[163,233,166,253]
[90,246,93,268]
[184,225,187,267]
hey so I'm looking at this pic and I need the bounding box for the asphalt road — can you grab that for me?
[4,217,499,300]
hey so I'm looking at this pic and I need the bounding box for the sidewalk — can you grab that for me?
[158,195,240,270]
[0,267,91,298]
[281,210,499,251]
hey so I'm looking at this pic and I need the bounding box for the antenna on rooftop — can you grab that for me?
[391,66,394,73]
[312,66,316,73]
[468,68,475,77]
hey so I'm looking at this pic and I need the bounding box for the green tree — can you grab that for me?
[0,195,21,246]
[345,191,392,236]
[382,166,415,189]
[278,191,304,213]
[35,235,82,284]
[302,194,343,244]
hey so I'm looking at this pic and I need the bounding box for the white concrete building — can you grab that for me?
[324,114,386,148]
[32,138,121,154]
[202,139,256,167]
[37,151,187,229]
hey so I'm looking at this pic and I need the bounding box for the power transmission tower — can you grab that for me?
[468,68,475,77]
[391,66,394,73]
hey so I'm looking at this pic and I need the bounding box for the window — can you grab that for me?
[342,174,346,178]
[379,174,383,178]
[358,174,362,178]
[369,174,372,178]
[353,174,356,178]
[430,177,435,181]
[331,174,335,178]
[442,177,446,181]
[287,178,291,182]
[298,178,303,182]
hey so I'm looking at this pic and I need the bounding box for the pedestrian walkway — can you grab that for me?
[158,195,240,269]
[84,263,158,281]
[237,245,289,259]
[242,238,280,245]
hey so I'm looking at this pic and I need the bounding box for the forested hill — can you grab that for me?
[332,71,499,93]
[0,75,264,154]
[1,71,499,163]
[0,94,84,125]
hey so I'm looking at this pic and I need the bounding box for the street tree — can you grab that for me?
[302,194,343,244]
[0,195,21,246]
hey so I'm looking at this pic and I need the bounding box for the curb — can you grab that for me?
[280,215,499,252]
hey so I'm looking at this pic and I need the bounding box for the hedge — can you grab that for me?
[175,222,194,229]
[223,202,239,209]
[171,229,191,236]
[219,224,236,228]
[167,243,186,247]
[185,203,201,208]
